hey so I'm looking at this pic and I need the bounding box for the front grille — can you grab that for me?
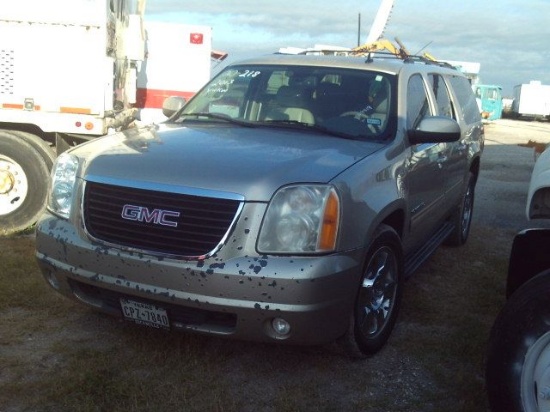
[83,181,241,257]
[70,280,237,332]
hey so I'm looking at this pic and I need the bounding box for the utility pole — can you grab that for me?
[357,13,361,46]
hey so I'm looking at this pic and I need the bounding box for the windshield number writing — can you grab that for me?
[239,70,261,78]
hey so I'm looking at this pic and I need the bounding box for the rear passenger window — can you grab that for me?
[407,74,431,130]
[428,74,455,119]
[448,75,481,124]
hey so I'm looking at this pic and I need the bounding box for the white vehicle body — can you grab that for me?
[0,0,144,136]
[526,146,550,218]
[0,0,146,235]
[486,144,550,411]
[512,81,550,118]
[137,22,213,124]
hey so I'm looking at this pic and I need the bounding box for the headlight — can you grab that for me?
[258,185,340,254]
[47,153,79,219]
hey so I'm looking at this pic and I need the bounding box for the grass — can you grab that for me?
[0,226,509,412]
[0,235,46,309]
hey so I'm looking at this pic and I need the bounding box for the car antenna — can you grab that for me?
[414,40,433,56]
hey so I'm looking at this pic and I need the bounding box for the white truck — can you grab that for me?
[512,80,550,119]
[0,0,220,235]
[0,0,146,235]
[136,21,217,124]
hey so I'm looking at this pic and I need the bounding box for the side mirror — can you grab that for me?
[408,116,461,144]
[162,96,186,118]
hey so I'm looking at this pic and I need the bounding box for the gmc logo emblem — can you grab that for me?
[121,204,180,228]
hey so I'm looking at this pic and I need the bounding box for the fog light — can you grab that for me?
[46,271,60,289]
[272,318,291,336]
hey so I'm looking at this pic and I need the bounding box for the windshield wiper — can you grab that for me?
[178,112,257,128]
[261,120,366,141]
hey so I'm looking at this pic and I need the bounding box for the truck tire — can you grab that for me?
[338,224,404,358]
[445,172,475,246]
[0,132,53,235]
[8,130,55,170]
[486,270,550,412]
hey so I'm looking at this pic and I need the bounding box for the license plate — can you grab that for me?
[120,298,170,330]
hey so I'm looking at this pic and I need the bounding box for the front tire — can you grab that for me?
[339,224,404,358]
[0,132,53,235]
[486,271,550,412]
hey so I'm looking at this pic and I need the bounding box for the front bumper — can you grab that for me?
[35,214,364,346]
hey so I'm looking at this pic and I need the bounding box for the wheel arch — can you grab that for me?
[371,201,406,241]
[507,228,550,298]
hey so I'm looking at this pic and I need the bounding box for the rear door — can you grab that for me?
[427,73,469,210]
[444,75,482,208]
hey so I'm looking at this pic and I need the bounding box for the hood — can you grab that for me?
[75,123,383,201]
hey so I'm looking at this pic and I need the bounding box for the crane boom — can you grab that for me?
[365,0,395,43]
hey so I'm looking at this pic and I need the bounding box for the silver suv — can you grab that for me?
[35,53,484,357]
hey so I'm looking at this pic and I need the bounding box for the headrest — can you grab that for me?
[276,86,311,107]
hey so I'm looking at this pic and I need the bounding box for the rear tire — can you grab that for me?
[445,172,475,246]
[338,224,404,359]
[0,132,53,235]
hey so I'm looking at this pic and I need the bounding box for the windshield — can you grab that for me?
[178,64,396,141]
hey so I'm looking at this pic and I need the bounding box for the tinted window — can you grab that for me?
[448,75,481,124]
[407,74,431,130]
[428,74,455,119]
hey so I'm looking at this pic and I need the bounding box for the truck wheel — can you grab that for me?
[338,224,404,359]
[0,132,52,235]
[445,172,475,246]
[486,270,550,412]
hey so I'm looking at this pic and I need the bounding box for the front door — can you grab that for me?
[405,74,449,247]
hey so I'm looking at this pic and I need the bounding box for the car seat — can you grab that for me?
[264,85,315,125]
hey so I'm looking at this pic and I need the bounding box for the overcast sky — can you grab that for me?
[145,0,550,96]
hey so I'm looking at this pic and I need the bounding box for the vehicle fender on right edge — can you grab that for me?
[507,228,550,298]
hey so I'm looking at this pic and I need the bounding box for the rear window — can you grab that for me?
[447,75,481,125]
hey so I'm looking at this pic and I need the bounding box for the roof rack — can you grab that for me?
[279,38,458,70]
[362,52,458,69]
[287,48,457,70]
[402,55,457,69]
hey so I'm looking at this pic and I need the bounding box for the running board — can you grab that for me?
[404,222,455,279]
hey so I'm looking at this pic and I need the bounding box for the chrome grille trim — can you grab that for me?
[81,179,244,259]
